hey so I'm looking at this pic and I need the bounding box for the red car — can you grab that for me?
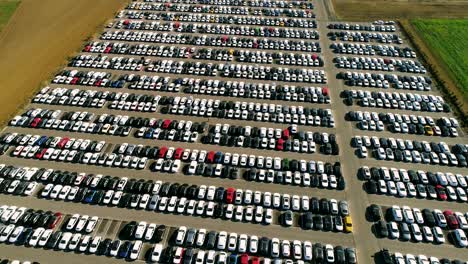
[240,253,249,264]
[158,147,168,158]
[35,148,47,159]
[57,137,69,149]
[162,119,171,129]
[31,117,41,128]
[251,256,259,264]
[71,77,79,85]
[225,188,235,204]
[207,151,215,163]
[276,139,284,150]
[444,210,459,229]
[48,212,62,229]
[436,185,447,200]
[282,129,290,139]
[174,148,184,159]
[322,87,329,96]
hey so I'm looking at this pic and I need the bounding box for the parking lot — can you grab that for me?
[0,0,466,263]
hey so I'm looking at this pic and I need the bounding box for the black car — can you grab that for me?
[422,209,436,227]
[313,215,323,230]
[152,225,166,242]
[98,238,112,256]
[376,220,388,238]
[16,227,33,245]
[258,237,270,256]
[280,211,293,227]
[323,215,333,231]
[108,240,121,256]
[366,180,378,194]
[45,231,62,249]
[310,198,320,214]
[183,248,194,264]
[335,246,346,263]
[301,212,314,229]
[205,231,217,249]
[368,204,382,221]
[313,243,324,262]
[120,221,137,240]
[319,198,330,214]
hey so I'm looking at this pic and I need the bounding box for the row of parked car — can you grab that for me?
[348,110,458,137]
[0,218,144,261]
[354,135,467,164]
[0,133,105,153]
[328,22,396,32]
[144,57,328,83]
[101,31,321,52]
[372,205,468,247]
[343,89,447,113]
[329,31,402,44]
[51,70,122,88]
[382,205,468,230]
[153,13,319,28]
[170,226,356,262]
[0,205,62,230]
[335,56,425,73]
[115,20,320,40]
[0,259,37,264]
[125,3,315,18]
[65,214,99,234]
[380,249,466,264]
[339,71,432,90]
[331,42,416,58]
[181,78,331,103]
[161,97,334,127]
[142,0,314,9]
[360,166,468,189]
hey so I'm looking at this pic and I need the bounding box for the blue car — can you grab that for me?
[118,241,132,258]
[83,190,96,203]
[229,254,238,264]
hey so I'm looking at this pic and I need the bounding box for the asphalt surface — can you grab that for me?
[0,0,467,263]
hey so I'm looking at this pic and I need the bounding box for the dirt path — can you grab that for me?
[0,0,129,126]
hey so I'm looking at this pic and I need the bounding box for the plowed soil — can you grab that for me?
[331,0,468,21]
[0,0,129,126]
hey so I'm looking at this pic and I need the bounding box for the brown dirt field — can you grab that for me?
[331,0,468,21]
[0,0,130,126]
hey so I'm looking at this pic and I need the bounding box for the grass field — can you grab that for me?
[0,0,20,32]
[331,0,468,21]
[411,19,468,101]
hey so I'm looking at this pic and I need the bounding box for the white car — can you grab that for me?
[227,233,238,251]
[129,240,143,260]
[66,214,80,230]
[238,234,248,253]
[28,228,45,247]
[217,231,227,250]
[85,216,99,233]
[176,226,187,245]
[58,232,73,250]
[37,229,53,247]
[150,244,163,262]
[145,223,157,241]
[453,229,467,247]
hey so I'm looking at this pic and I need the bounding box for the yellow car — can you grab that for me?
[344,216,353,233]
[425,126,434,136]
